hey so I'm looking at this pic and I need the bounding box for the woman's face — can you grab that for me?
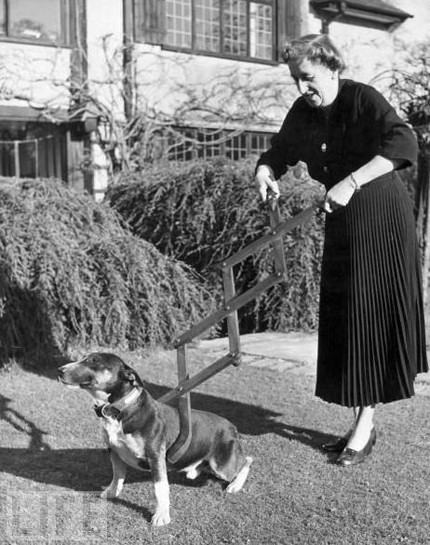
[288,58,339,108]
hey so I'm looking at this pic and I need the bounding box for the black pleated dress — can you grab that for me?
[257,79,428,407]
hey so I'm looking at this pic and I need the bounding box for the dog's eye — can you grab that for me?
[87,356,99,365]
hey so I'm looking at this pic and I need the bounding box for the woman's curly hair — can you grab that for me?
[282,34,346,73]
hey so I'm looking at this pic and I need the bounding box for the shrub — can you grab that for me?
[107,158,325,332]
[0,178,214,367]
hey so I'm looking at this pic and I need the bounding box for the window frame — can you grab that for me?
[0,0,72,47]
[161,0,278,64]
[166,127,274,161]
[0,121,68,180]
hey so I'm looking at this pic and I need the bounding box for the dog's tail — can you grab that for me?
[226,456,253,494]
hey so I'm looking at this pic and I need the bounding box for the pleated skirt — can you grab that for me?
[316,172,428,407]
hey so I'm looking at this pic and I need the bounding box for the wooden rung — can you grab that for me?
[157,352,239,403]
[174,272,283,347]
[223,266,241,365]
[269,202,287,274]
[176,345,191,418]
[219,205,316,270]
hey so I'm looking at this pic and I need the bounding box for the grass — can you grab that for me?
[0,343,429,545]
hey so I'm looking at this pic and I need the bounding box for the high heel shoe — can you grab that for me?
[335,428,376,466]
[321,434,350,453]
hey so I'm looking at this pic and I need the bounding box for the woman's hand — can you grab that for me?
[255,165,280,202]
[324,176,357,213]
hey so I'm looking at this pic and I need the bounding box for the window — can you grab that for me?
[195,0,219,52]
[166,0,192,48]
[226,133,247,160]
[0,123,67,179]
[164,0,274,61]
[0,0,70,45]
[134,1,305,61]
[167,127,273,161]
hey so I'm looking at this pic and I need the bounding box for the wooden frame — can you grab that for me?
[158,199,318,452]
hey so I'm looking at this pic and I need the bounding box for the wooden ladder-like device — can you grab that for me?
[158,198,317,463]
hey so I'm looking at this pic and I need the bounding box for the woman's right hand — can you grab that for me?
[255,165,280,202]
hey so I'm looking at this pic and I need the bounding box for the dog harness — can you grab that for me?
[94,387,193,464]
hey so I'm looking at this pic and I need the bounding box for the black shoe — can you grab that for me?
[321,436,349,453]
[335,428,376,467]
[322,429,354,453]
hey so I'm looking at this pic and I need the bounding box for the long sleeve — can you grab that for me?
[346,83,418,170]
[256,79,418,188]
[367,87,417,167]
[256,99,307,180]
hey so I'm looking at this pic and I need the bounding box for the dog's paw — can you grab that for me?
[226,456,253,494]
[151,510,171,527]
[225,481,240,494]
[100,486,121,500]
[185,467,201,480]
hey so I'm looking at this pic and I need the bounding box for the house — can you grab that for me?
[0,0,428,198]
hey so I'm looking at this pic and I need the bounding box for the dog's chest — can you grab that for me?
[102,418,147,470]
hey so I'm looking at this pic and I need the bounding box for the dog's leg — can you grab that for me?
[148,448,170,527]
[184,460,204,480]
[226,456,253,494]
[100,449,127,499]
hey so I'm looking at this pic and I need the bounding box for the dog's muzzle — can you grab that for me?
[57,364,94,388]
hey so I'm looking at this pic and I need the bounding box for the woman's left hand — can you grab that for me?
[324,177,356,213]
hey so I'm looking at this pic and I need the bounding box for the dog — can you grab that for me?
[58,352,252,526]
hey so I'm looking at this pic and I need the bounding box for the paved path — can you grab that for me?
[197,332,430,397]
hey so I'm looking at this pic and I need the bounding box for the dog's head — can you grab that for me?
[58,353,140,399]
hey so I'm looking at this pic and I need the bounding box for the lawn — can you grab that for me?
[0,343,429,545]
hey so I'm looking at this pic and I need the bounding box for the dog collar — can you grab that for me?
[94,387,142,419]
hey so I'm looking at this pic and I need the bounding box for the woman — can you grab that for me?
[255,34,428,466]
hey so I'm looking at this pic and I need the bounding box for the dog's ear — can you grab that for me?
[123,369,139,386]
[123,369,138,385]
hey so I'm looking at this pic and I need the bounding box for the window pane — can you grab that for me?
[195,0,220,52]
[166,0,192,48]
[168,129,197,161]
[18,140,37,178]
[226,133,247,160]
[0,1,6,35]
[9,0,62,43]
[250,132,272,155]
[0,142,16,176]
[197,130,222,159]
[223,0,247,57]
[250,2,273,60]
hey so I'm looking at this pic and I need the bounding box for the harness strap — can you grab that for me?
[166,396,193,464]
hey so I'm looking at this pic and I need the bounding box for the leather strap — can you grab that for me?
[166,397,193,464]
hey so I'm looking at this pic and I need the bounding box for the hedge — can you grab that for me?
[0,178,214,367]
[107,157,325,333]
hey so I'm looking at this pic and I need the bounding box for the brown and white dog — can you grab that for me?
[58,353,252,526]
